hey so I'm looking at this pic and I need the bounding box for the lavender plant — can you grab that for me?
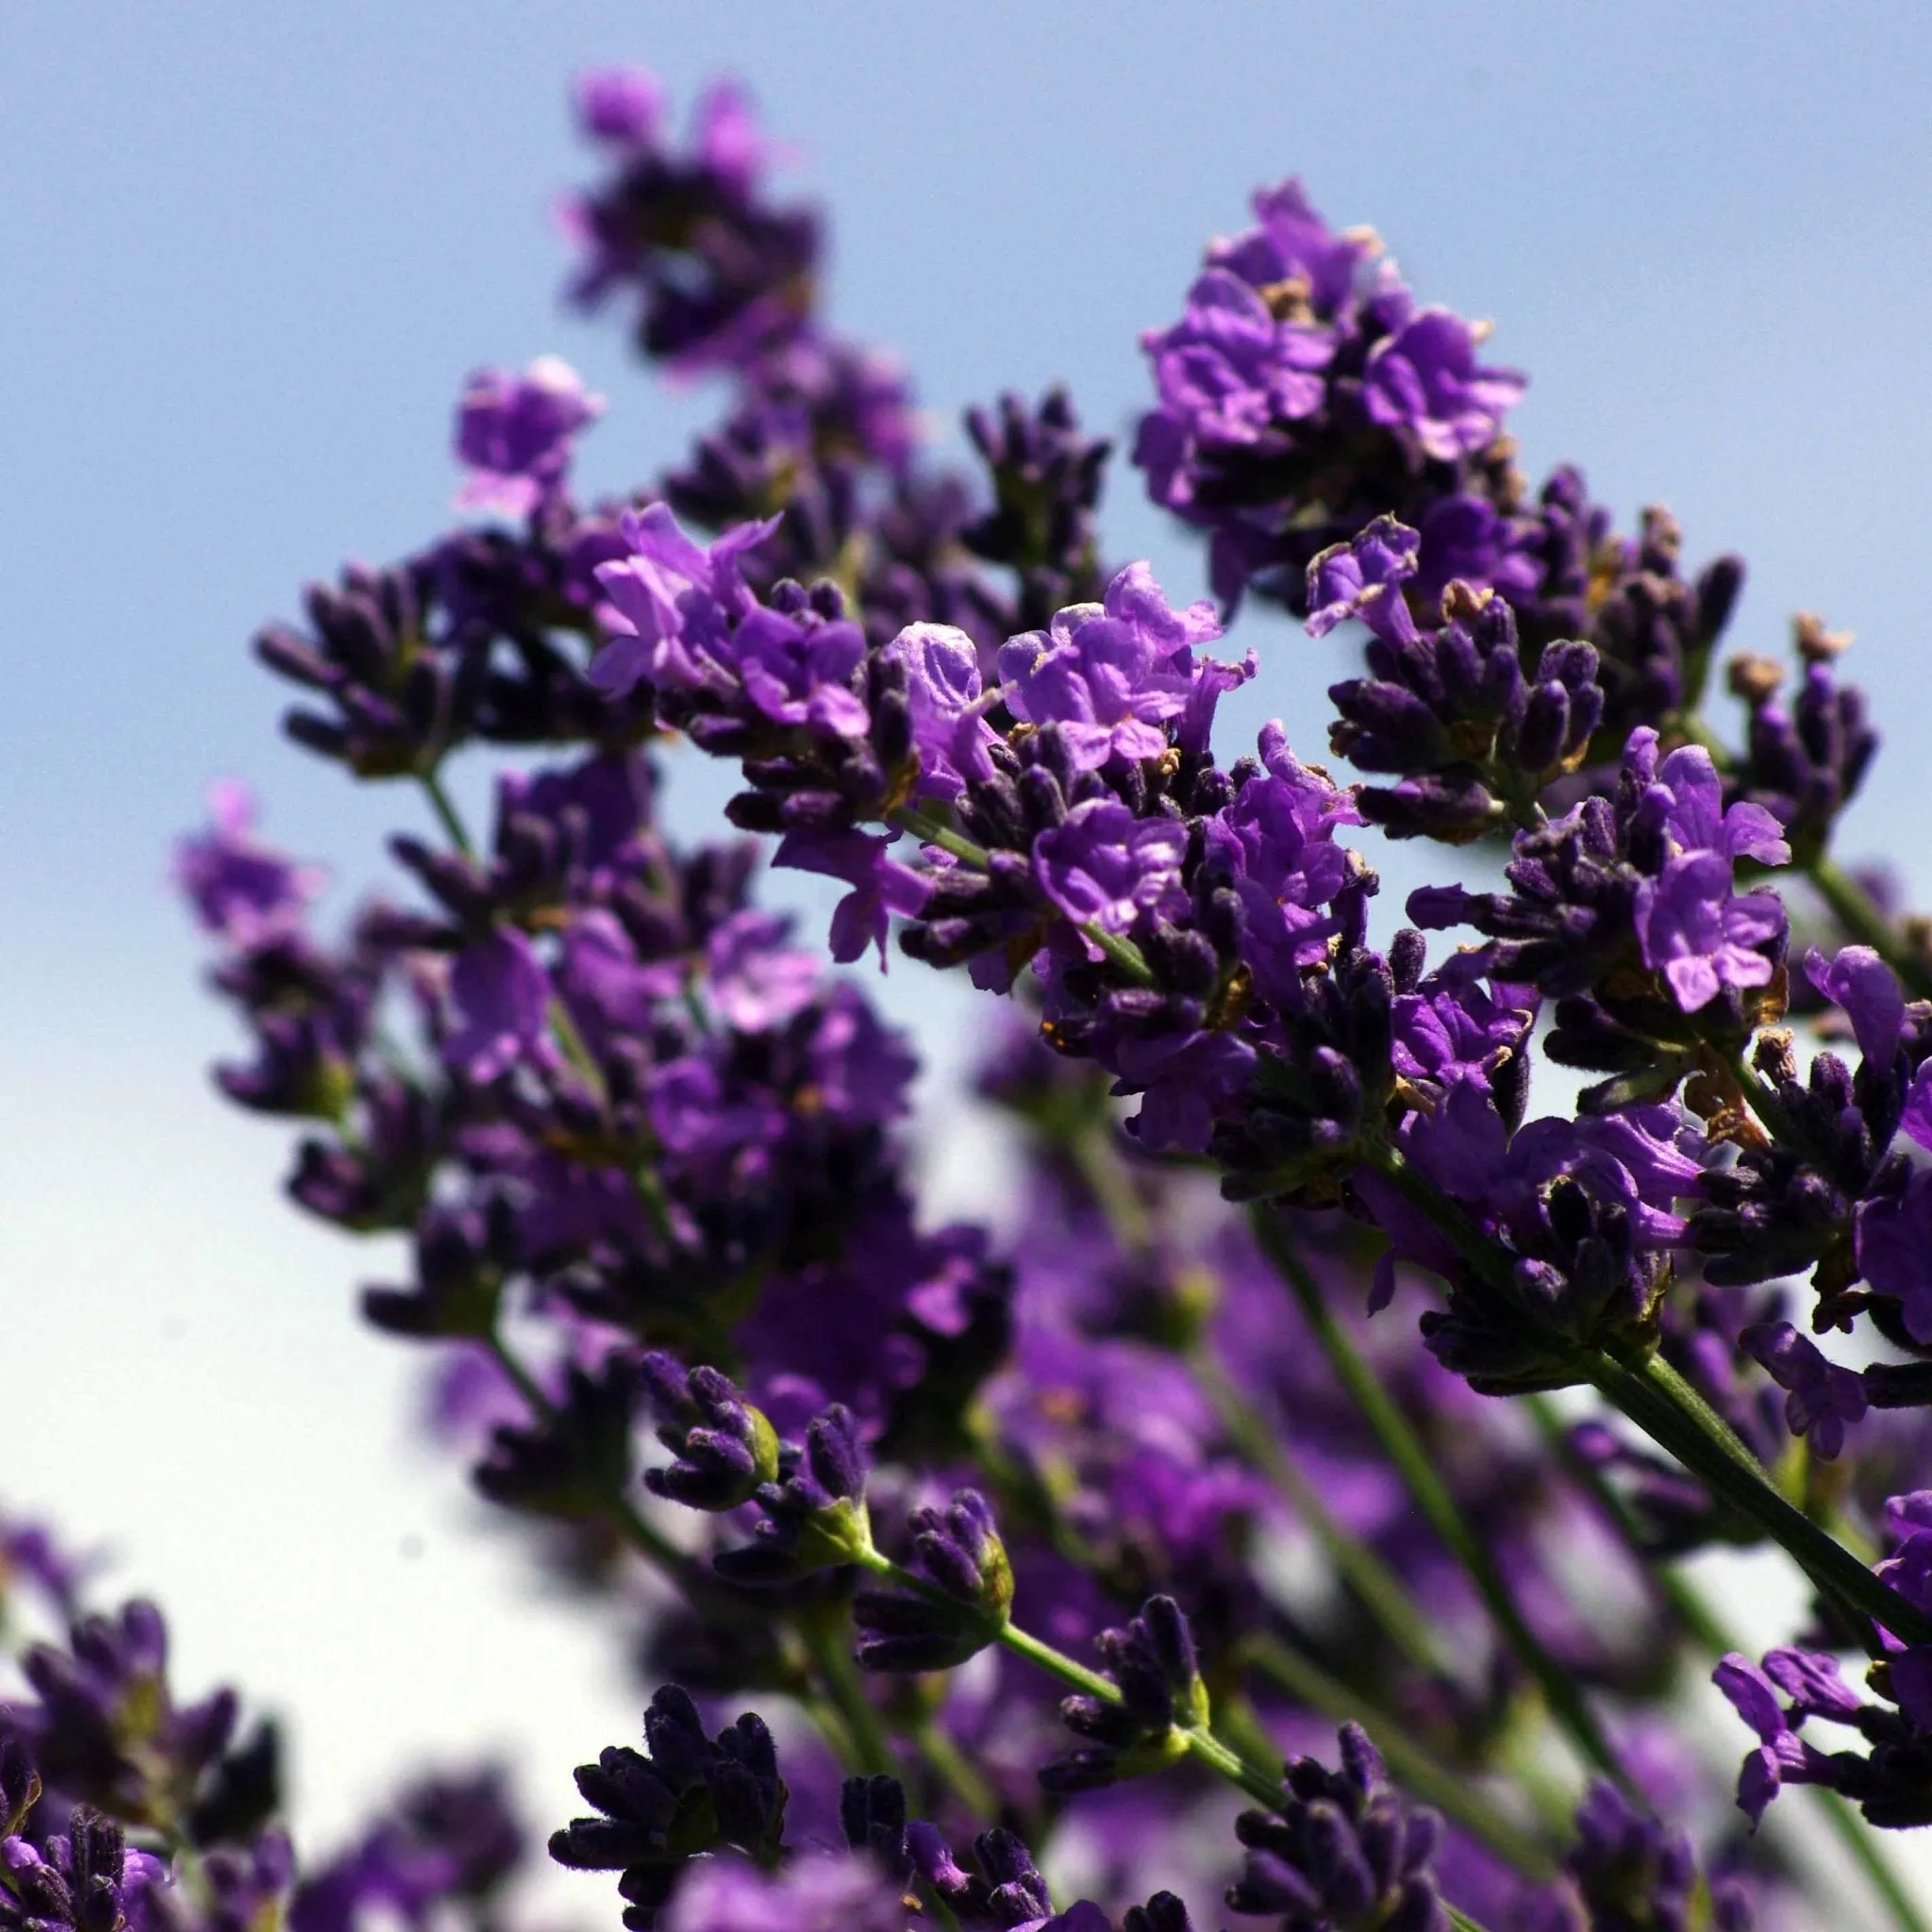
[28,56,1932,1932]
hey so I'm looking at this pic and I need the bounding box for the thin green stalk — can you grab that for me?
[1249,1207,1632,1791]
[1189,1345,1450,1679]
[1365,1144,1932,1646]
[801,1616,899,1779]
[1241,1635,1557,1880]
[418,768,475,858]
[914,1717,1000,1821]
[891,805,991,870]
[855,1545,1286,1809]
[1586,1353,1932,1644]
[547,995,608,1103]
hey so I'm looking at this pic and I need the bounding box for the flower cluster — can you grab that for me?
[148,49,1932,1932]
[1132,178,1524,614]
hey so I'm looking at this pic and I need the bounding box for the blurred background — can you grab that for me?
[8,0,1932,1908]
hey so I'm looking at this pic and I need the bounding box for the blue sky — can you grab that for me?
[7,0,1932,1911]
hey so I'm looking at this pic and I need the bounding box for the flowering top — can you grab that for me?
[1134,177,1523,610]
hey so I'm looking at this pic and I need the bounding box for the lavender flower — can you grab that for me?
[454,358,604,519]
[1739,1323,1868,1460]
[853,1491,1012,1672]
[638,1356,780,1513]
[1225,1724,1444,1932]
[1042,1598,1211,1793]
[549,1688,786,1929]
[1548,1778,1756,1932]
[1,1811,166,1932]
[561,75,818,373]
[291,1770,525,1932]
[1310,521,1605,841]
[1134,176,1522,612]
[174,784,324,947]
[660,1854,908,1932]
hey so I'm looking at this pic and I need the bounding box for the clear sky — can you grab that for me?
[8,0,1932,1915]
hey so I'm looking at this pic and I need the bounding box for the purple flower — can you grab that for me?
[663,1854,908,1932]
[1303,515,1422,644]
[1137,269,1335,504]
[1712,1653,1831,1826]
[443,930,552,1082]
[291,1770,525,1932]
[558,909,684,1049]
[590,505,778,698]
[1857,1171,1932,1344]
[561,75,815,371]
[1805,943,1906,1068]
[0,1515,92,1617]
[497,752,653,878]
[453,357,603,519]
[798,987,919,1126]
[1361,306,1525,462]
[1203,724,1362,1004]
[1411,492,1544,608]
[775,828,932,965]
[573,67,666,147]
[1391,958,1538,1100]
[175,781,324,945]
[1635,853,1785,1011]
[881,622,1001,801]
[1031,801,1188,943]
[3,1814,167,1932]
[1740,1321,1869,1459]
[1209,177,1376,313]
[1635,737,1790,868]
[1114,1028,1259,1155]
[1904,1060,1932,1152]
[997,562,1223,771]
[725,604,871,738]
[703,909,822,1031]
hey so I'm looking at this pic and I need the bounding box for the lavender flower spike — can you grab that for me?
[1226,1724,1446,1932]
[853,1490,1013,1671]
[639,1355,780,1512]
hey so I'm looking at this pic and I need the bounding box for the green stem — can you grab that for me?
[856,1547,1286,1809]
[890,805,991,870]
[914,1717,1000,1821]
[1366,1144,1932,1646]
[1249,1207,1631,1791]
[801,1617,899,1779]
[1524,1396,1931,1932]
[547,995,608,1103]
[1189,1345,1451,1679]
[418,768,475,858]
[1807,856,1932,1001]
[1241,1635,1557,1881]
[1586,1352,1932,1643]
